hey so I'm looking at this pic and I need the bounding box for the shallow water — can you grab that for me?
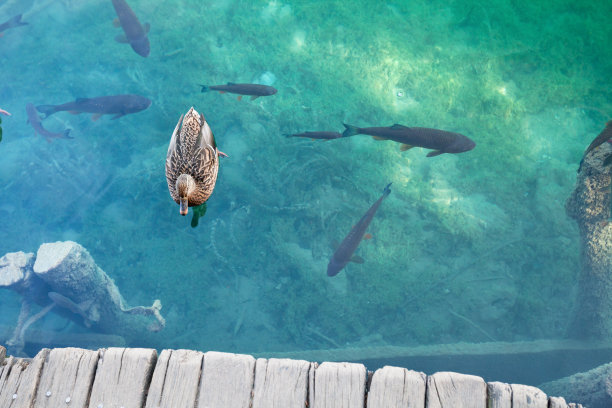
[0,0,610,401]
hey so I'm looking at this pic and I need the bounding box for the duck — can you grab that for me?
[165,107,226,216]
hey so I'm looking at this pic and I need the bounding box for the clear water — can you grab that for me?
[0,0,610,402]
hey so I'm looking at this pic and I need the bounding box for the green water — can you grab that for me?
[0,0,610,401]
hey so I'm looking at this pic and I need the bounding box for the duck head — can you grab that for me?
[176,174,197,215]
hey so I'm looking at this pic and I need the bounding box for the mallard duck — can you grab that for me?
[166,107,225,216]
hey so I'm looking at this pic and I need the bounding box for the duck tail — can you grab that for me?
[342,123,360,138]
[36,104,57,118]
[200,85,210,93]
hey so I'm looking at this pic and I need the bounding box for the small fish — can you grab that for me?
[111,0,150,57]
[48,291,93,328]
[342,123,476,157]
[0,108,11,116]
[26,103,72,142]
[200,82,277,100]
[0,116,3,143]
[284,131,342,140]
[327,183,392,277]
[578,121,612,172]
[37,94,151,120]
[0,14,28,36]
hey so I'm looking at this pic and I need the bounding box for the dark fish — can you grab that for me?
[37,94,151,120]
[111,0,150,57]
[284,131,342,140]
[342,123,476,157]
[200,82,277,100]
[26,103,72,142]
[327,183,392,277]
[578,121,612,172]
[0,14,28,35]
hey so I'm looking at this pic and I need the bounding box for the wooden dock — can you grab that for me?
[0,344,581,407]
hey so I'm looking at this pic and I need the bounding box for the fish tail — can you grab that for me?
[199,85,210,93]
[382,182,392,197]
[342,123,360,138]
[63,129,73,139]
[12,14,28,27]
[36,105,57,118]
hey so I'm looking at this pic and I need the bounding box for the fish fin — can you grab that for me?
[351,255,365,264]
[342,123,360,138]
[363,233,372,240]
[237,95,242,101]
[63,129,73,139]
[36,105,56,118]
[111,113,125,120]
[426,150,444,157]
[251,95,260,101]
[390,123,409,129]
[400,144,414,151]
[144,22,151,33]
[68,111,80,115]
[113,17,121,27]
[200,85,209,92]
[372,136,387,140]
[91,113,103,121]
[227,82,235,85]
[115,34,129,43]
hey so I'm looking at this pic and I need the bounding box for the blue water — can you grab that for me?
[0,0,610,402]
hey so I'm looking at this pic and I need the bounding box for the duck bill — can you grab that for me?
[179,198,188,216]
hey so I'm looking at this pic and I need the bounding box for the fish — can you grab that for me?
[48,291,94,328]
[327,183,392,277]
[0,108,11,116]
[284,131,342,140]
[578,121,612,172]
[200,82,277,100]
[26,103,72,142]
[36,94,151,120]
[342,123,476,157]
[0,14,28,36]
[111,0,150,57]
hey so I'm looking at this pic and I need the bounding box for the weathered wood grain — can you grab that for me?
[510,384,547,408]
[0,345,5,365]
[367,365,426,408]
[487,382,511,408]
[310,361,366,408]
[0,349,48,408]
[426,371,486,408]
[548,396,569,408]
[88,347,156,408]
[34,347,98,408]
[145,349,203,408]
[252,358,310,408]
[197,351,255,408]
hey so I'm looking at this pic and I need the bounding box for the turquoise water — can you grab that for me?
[0,0,610,400]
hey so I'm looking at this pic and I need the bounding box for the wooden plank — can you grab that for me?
[145,349,203,408]
[34,347,99,408]
[197,351,255,408]
[0,345,5,365]
[487,382,511,408]
[88,347,156,408]
[426,371,486,408]
[510,384,547,408]
[0,349,48,408]
[548,396,569,408]
[310,361,366,408]
[252,358,310,408]
[367,365,426,408]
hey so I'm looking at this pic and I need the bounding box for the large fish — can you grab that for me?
[327,183,392,277]
[0,14,28,36]
[36,94,151,120]
[111,0,150,57]
[26,103,72,142]
[284,131,342,140]
[342,123,475,157]
[200,82,277,100]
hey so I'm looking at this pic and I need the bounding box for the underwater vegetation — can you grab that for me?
[0,0,609,368]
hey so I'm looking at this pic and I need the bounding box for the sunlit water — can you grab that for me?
[0,0,610,401]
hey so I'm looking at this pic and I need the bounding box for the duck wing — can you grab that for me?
[165,114,184,202]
